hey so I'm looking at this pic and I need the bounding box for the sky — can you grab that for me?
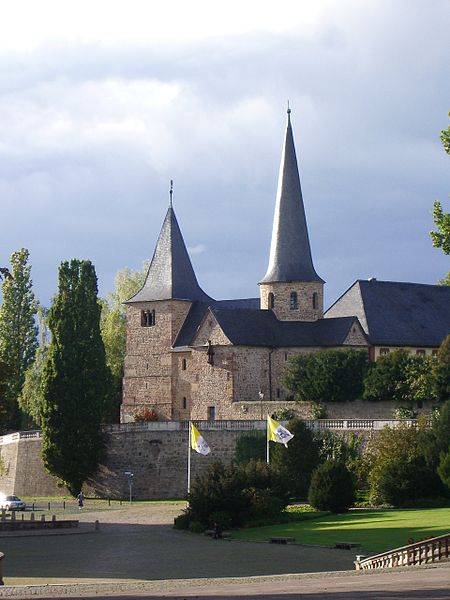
[1,0,449,309]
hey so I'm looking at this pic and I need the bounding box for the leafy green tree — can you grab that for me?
[0,249,38,431]
[270,419,321,499]
[18,306,50,428]
[100,265,147,422]
[283,349,369,403]
[308,460,355,513]
[430,200,450,255]
[433,334,450,404]
[235,432,266,464]
[430,116,450,283]
[363,350,412,403]
[437,449,450,491]
[41,260,109,495]
[369,422,444,505]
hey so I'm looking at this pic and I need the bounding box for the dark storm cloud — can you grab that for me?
[0,0,448,308]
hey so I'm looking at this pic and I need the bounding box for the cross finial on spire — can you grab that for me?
[287,100,291,115]
[169,179,173,207]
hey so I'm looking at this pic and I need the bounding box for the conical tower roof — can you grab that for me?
[126,205,213,303]
[260,110,323,284]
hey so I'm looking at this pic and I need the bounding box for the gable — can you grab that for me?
[191,310,232,347]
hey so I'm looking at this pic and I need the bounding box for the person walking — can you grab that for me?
[77,491,84,509]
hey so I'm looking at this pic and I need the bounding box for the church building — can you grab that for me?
[120,110,449,423]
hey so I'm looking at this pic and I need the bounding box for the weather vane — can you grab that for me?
[169,179,173,207]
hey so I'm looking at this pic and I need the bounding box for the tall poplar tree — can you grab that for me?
[0,248,38,432]
[41,260,109,495]
[100,264,147,422]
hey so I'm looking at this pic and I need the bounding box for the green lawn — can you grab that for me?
[231,508,450,554]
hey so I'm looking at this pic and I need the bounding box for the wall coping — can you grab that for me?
[0,418,431,445]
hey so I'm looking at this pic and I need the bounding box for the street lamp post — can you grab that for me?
[124,471,134,503]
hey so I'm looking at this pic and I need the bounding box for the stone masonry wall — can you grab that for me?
[122,299,192,421]
[259,281,324,321]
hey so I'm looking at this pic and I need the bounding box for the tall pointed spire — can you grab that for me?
[127,205,212,303]
[260,109,323,284]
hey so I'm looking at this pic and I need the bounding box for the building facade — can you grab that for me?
[120,111,449,423]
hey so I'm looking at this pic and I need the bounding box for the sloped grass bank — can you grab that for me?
[231,508,450,554]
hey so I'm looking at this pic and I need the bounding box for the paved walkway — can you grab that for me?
[0,503,448,598]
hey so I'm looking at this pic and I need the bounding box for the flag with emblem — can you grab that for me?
[267,415,294,448]
[190,422,211,455]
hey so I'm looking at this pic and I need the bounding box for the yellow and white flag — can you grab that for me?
[190,423,211,455]
[267,415,294,448]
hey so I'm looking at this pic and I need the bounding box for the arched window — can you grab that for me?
[268,292,275,309]
[290,291,298,310]
[312,292,318,310]
[141,309,156,327]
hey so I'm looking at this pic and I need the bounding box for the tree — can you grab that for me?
[369,422,444,506]
[308,460,355,513]
[100,265,147,422]
[430,116,450,283]
[363,350,410,403]
[270,419,321,499]
[433,334,450,404]
[0,249,38,431]
[40,260,110,495]
[430,200,450,255]
[18,306,50,428]
[283,349,369,403]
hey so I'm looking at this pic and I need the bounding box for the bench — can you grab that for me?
[270,537,296,544]
[335,542,362,550]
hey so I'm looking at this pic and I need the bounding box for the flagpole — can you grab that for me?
[187,421,192,495]
[266,415,270,464]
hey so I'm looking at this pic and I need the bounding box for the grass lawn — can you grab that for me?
[231,508,450,554]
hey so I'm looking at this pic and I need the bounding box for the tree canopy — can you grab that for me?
[0,249,38,431]
[40,260,109,495]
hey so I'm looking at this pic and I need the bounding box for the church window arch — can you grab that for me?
[268,292,275,309]
[312,292,318,310]
[290,291,298,310]
[141,309,156,327]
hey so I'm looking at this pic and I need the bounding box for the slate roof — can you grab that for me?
[126,207,212,303]
[173,301,364,349]
[260,110,323,284]
[325,279,450,347]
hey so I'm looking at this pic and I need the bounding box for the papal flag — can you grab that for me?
[190,423,211,455]
[267,415,294,448]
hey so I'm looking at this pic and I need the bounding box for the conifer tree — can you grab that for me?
[41,260,109,495]
[0,248,38,431]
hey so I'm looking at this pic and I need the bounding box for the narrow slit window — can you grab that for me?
[268,292,275,309]
[312,292,318,310]
[290,292,298,310]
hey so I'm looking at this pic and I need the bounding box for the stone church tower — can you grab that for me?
[120,111,368,423]
[122,200,213,421]
[259,108,324,321]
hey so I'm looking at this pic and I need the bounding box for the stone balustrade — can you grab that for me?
[355,533,450,570]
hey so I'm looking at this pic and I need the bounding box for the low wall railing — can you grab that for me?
[355,533,450,570]
[0,419,431,443]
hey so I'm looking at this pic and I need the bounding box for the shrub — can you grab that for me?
[235,433,266,464]
[283,349,368,403]
[188,521,205,533]
[173,513,190,530]
[308,460,355,513]
[375,457,445,507]
[270,419,321,500]
[183,459,288,529]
